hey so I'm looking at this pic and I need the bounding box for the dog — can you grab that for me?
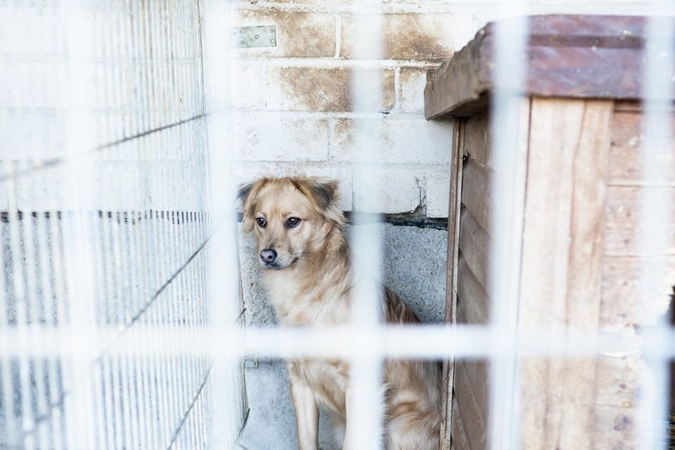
[239,176,441,450]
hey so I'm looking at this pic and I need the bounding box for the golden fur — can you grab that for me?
[239,176,441,450]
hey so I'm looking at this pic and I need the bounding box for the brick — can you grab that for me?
[353,168,420,214]
[235,10,336,58]
[231,63,263,108]
[266,67,394,112]
[425,171,450,218]
[399,67,428,113]
[332,118,453,165]
[233,113,329,162]
[235,162,353,211]
[342,13,473,60]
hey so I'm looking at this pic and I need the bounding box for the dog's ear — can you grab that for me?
[237,178,267,233]
[299,177,344,225]
[237,182,255,206]
[306,178,338,211]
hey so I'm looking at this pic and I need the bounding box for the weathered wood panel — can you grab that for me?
[609,109,675,184]
[600,255,675,327]
[458,208,489,293]
[592,405,637,450]
[456,257,489,325]
[454,360,488,450]
[460,359,489,428]
[441,117,465,450]
[452,398,471,450]
[594,355,640,408]
[461,163,491,234]
[604,186,675,256]
[425,16,662,119]
[462,110,491,169]
[518,98,614,450]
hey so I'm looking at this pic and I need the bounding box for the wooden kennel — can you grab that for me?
[425,15,675,450]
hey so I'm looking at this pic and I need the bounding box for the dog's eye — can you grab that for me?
[286,217,301,228]
[256,217,267,228]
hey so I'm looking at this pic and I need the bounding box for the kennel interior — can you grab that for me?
[425,15,675,449]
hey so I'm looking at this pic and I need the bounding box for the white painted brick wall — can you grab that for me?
[353,167,421,214]
[231,1,664,218]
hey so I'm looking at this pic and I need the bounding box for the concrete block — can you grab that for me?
[425,170,451,218]
[231,63,263,108]
[369,223,448,323]
[342,13,473,60]
[353,168,420,214]
[399,67,428,113]
[332,118,453,165]
[235,10,336,58]
[235,162,353,211]
[266,67,395,113]
[233,113,329,162]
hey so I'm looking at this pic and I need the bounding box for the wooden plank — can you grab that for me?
[452,398,470,450]
[600,255,675,327]
[609,110,675,184]
[614,100,642,112]
[454,360,488,450]
[425,15,661,119]
[462,110,491,169]
[424,28,491,119]
[604,186,675,256]
[455,295,470,325]
[519,98,614,450]
[458,208,489,293]
[441,116,465,450]
[461,163,491,234]
[456,257,489,325]
[460,359,489,427]
[592,405,638,450]
[594,355,640,408]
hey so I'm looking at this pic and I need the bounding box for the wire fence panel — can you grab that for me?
[1,1,673,450]
[0,0,245,449]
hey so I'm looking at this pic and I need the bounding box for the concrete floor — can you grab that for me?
[237,222,448,450]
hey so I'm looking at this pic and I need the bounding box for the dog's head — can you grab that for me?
[238,177,345,270]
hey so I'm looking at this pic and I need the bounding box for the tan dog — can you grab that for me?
[239,176,441,450]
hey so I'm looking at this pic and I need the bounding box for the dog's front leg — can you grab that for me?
[289,369,319,450]
[342,387,356,450]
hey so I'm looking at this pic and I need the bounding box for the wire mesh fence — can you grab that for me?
[0,1,674,450]
[0,0,245,448]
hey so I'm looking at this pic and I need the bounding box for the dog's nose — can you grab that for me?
[260,248,277,264]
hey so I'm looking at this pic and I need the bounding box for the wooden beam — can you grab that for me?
[441,116,465,450]
[425,15,666,119]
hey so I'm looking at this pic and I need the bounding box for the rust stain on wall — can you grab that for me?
[273,67,395,112]
[341,13,454,60]
[237,9,336,58]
